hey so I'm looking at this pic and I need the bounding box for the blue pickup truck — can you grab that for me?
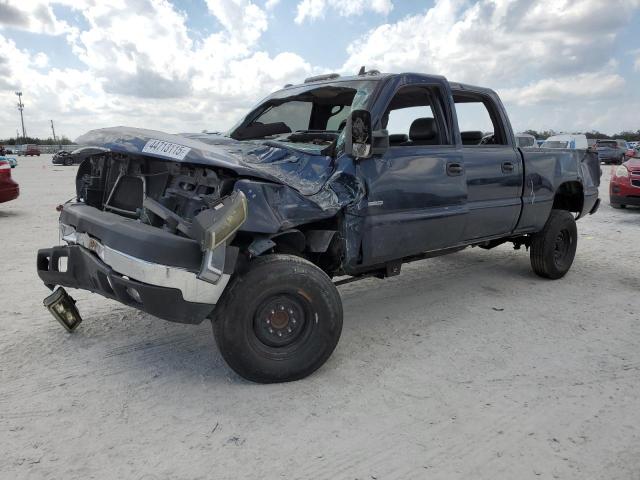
[37,71,601,383]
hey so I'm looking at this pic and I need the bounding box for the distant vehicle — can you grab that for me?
[52,147,107,166]
[0,156,18,168]
[52,151,72,165]
[0,160,19,203]
[540,134,588,149]
[515,133,538,148]
[17,145,41,156]
[629,141,638,149]
[595,139,627,165]
[624,146,639,158]
[610,156,640,208]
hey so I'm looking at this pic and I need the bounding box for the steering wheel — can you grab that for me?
[479,134,496,145]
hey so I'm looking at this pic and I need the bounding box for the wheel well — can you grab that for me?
[242,219,344,276]
[552,181,583,214]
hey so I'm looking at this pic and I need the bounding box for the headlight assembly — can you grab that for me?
[615,165,629,178]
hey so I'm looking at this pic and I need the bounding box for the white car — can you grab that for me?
[540,134,588,150]
[515,133,538,148]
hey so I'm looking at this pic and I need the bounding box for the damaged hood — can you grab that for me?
[76,126,335,196]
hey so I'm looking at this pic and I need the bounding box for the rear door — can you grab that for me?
[356,76,468,265]
[452,89,523,240]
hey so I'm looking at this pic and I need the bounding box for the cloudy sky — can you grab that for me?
[0,0,639,140]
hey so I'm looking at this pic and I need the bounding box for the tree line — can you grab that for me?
[522,130,640,141]
[0,136,75,145]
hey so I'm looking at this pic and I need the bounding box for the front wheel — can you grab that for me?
[211,254,343,383]
[530,209,578,279]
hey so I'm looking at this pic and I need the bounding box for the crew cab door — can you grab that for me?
[452,88,523,240]
[355,78,468,266]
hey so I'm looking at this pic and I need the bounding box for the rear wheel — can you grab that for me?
[530,209,577,279]
[611,202,625,209]
[211,254,343,383]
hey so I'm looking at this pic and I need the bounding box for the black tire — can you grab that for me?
[611,202,625,209]
[64,157,72,166]
[211,254,343,383]
[530,209,577,279]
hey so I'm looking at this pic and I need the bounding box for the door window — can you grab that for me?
[453,93,508,146]
[383,86,449,146]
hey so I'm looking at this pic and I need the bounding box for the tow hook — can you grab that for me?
[43,287,83,332]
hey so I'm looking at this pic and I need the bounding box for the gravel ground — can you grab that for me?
[1,155,639,480]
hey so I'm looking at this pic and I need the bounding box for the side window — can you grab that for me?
[383,86,448,146]
[454,95,507,146]
[386,105,434,136]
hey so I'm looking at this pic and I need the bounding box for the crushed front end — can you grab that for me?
[37,151,247,324]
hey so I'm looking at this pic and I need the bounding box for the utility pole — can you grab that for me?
[15,91,26,141]
[51,120,58,145]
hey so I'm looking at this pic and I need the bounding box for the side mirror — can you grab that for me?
[345,110,388,159]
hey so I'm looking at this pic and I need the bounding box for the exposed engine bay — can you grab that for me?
[76,152,236,235]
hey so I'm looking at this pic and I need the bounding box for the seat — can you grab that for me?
[389,134,409,145]
[404,118,439,146]
[461,131,484,145]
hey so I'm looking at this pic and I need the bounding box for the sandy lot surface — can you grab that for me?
[1,155,639,480]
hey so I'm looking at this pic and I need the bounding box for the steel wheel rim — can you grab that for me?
[553,228,572,266]
[253,294,309,348]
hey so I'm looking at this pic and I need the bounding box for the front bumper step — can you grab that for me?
[37,245,217,324]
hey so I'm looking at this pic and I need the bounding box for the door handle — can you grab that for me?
[501,161,514,173]
[447,162,464,176]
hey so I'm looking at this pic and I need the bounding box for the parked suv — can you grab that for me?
[595,139,628,165]
[37,71,600,383]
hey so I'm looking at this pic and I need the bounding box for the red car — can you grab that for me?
[610,157,640,208]
[0,160,19,203]
[25,146,41,156]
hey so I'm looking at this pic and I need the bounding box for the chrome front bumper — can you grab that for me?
[60,224,230,305]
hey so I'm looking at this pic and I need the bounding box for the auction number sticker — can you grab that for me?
[142,139,191,160]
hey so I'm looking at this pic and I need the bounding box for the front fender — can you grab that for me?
[234,180,339,234]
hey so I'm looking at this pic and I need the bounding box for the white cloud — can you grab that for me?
[0,0,75,35]
[294,0,393,24]
[499,73,626,106]
[69,0,195,98]
[0,0,639,139]
[338,0,640,133]
[205,0,268,45]
[341,0,639,83]
[264,0,280,10]
[0,0,313,139]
